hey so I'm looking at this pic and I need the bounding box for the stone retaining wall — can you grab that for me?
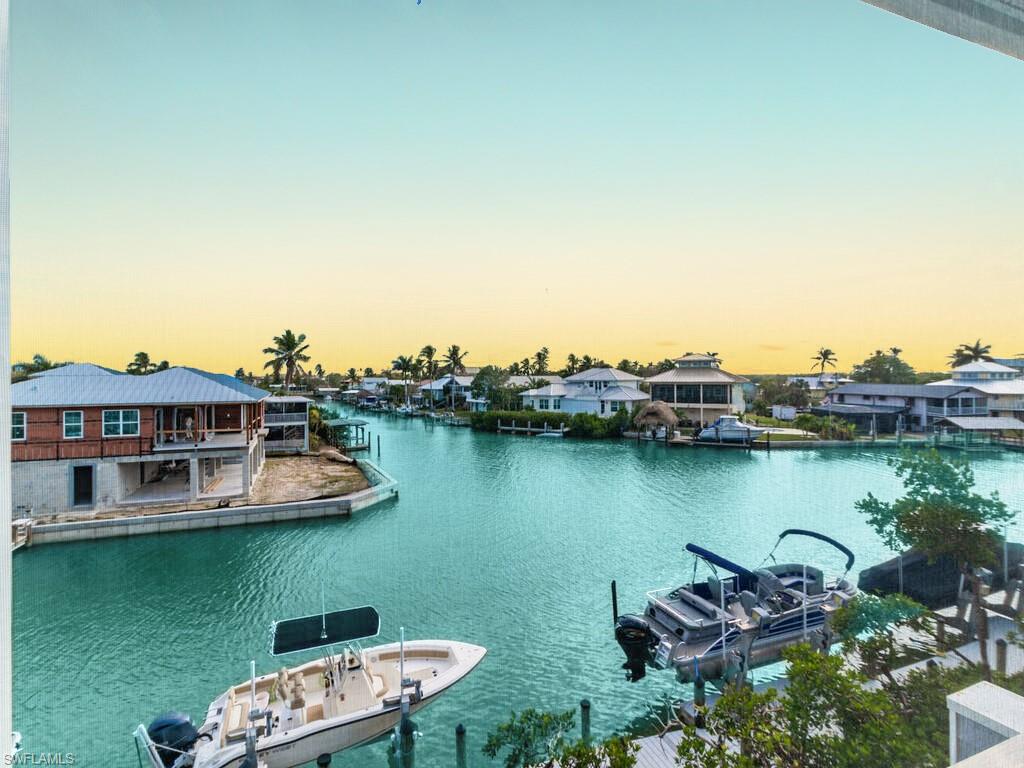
[24,459,398,547]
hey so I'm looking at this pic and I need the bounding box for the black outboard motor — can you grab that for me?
[147,712,200,767]
[615,614,657,682]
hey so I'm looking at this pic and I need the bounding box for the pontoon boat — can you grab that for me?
[614,529,857,684]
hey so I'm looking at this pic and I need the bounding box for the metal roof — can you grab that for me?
[565,367,641,383]
[937,416,1024,431]
[812,403,908,415]
[646,367,747,384]
[266,395,313,403]
[598,386,651,402]
[832,383,974,398]
[29,363,122,377]
[12,365,270,407]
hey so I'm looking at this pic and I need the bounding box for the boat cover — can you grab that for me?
[685,543,758,591]
[271,605,380,655]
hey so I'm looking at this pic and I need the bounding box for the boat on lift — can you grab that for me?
[697,415,767,443]
[614,529,857,684]
[135,605,486,768]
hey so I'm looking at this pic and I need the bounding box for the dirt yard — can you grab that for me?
[248,453,370,505]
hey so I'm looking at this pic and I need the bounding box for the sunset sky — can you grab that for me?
[11,1,1024,375]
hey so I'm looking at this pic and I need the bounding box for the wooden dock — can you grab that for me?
[496,418,568,436]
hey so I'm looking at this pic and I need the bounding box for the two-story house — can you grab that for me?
[645,353,749,425]
[927,361,1024,419]
[520,367,649,418]
[11,364,270,517]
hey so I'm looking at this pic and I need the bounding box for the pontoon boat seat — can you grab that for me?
[765,564,824,595]
[707,575,723,606]
[739,590,757,615]
[676,589,728,621]
[754,568,786,598]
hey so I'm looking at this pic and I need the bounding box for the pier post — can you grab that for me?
[580,699,591,744]
[316,754,331,767]
[766,431,771,452]
[455,723,466,768]
[497,419,502,433]
[694,678,706,708]
[996,638,1008,675]
[935,616,945,649]
[377,434,381,457]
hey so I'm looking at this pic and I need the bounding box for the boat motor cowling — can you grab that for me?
[615,614,657,682]
[147,712,200,768]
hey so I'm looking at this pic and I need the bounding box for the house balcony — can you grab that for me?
[264,412,308,425]
[925,406,989,417]
[994,400,1024,411]
[152,429,250,452]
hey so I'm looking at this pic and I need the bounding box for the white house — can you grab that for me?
[520,367,648,418]
[927,361,1024,419]
[466,374,565,412]
[419,373,474,404]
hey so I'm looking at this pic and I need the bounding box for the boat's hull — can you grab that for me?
[209,696,432,768]
[697,427,766,443]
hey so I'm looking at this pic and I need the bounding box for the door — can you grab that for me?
[72,465,94,507]
[154,409,164,445]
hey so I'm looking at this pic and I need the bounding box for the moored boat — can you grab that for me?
[614,529,857,685]
[697,414,767,443]
[135,606,486,768]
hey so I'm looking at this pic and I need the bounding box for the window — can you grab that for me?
[702,385,729,404]
[651,384,674,402]
[676,385,701,404]
[552,399,560,410]
[11,412,25,441]
[539,399,549,410]
[610,401,620,412]
[63,411,84,439]
[103,409,140,437]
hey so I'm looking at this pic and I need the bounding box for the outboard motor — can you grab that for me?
[147,712,200,768]
[614,614,656,682]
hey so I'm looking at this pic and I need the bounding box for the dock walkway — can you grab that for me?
[628,596,1024,767]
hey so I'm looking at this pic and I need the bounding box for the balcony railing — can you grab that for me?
[925,406,989,417]
[265,412,308,425]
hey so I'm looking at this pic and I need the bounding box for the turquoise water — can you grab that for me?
[13,412,1024,767]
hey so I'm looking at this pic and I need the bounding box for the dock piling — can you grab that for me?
[580,699,591,744]
[694,678,706,708]
[996,638,1008,675]
[316,754,331,767]
[455,723,466,768]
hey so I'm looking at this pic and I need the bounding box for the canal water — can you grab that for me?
[13,411,1024,767]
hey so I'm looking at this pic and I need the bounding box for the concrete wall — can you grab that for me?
[24,459,398,546]
[13,457,127,517]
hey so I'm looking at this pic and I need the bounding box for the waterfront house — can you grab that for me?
[818,381,985,433]
[927,361,1024,419]
[786,373,853,399]
[645,353,749,424]
[418,373,475,405]
[520,367,648,418]
[264,396,311,454]
[11,364,270,517]
[465,374,564,412]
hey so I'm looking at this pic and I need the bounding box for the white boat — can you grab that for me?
[697,415,767,443]
[136,607,486,768]
[396,405,414,416]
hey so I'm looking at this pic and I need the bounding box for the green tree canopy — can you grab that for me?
[851,350,917,384]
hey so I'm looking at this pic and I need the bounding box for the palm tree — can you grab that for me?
[889,346,903,358]
[507,361,521,375]
[419,345,439,380]
[263,330,311,390]
[392,354,415,406]
[363,367,375,377]
[811,347,838,377]
[565,353,579,375]
[441,345,468,411]
[704,351,720,363]
[126,352,154,375]
[533,347,550,375]
[519,358,532,376]
[579,354,594,372]
[313,363,325,379]
[948,339,993,367]
[442,345,468,374]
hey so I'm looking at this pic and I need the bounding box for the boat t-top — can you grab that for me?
[697,415,767,444]
[614,529,857,685]
[135,605,486,768]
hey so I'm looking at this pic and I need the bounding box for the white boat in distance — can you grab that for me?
[136,607,486,768]
[697,415,767,443]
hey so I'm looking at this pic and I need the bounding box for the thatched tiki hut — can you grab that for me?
[633,401,679,441]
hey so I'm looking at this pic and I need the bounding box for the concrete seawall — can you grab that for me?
[23,459,398,547]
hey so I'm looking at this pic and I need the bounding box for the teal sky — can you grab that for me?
[11,1,1024,373]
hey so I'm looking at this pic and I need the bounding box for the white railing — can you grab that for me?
[925,406,989,416]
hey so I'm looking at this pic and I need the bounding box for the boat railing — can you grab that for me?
[132,725,165,768]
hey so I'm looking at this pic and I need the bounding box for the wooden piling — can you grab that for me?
[996,638,1008,675]
[935,616,945,649]
[455,723,466,768]
[580,699,591,744]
